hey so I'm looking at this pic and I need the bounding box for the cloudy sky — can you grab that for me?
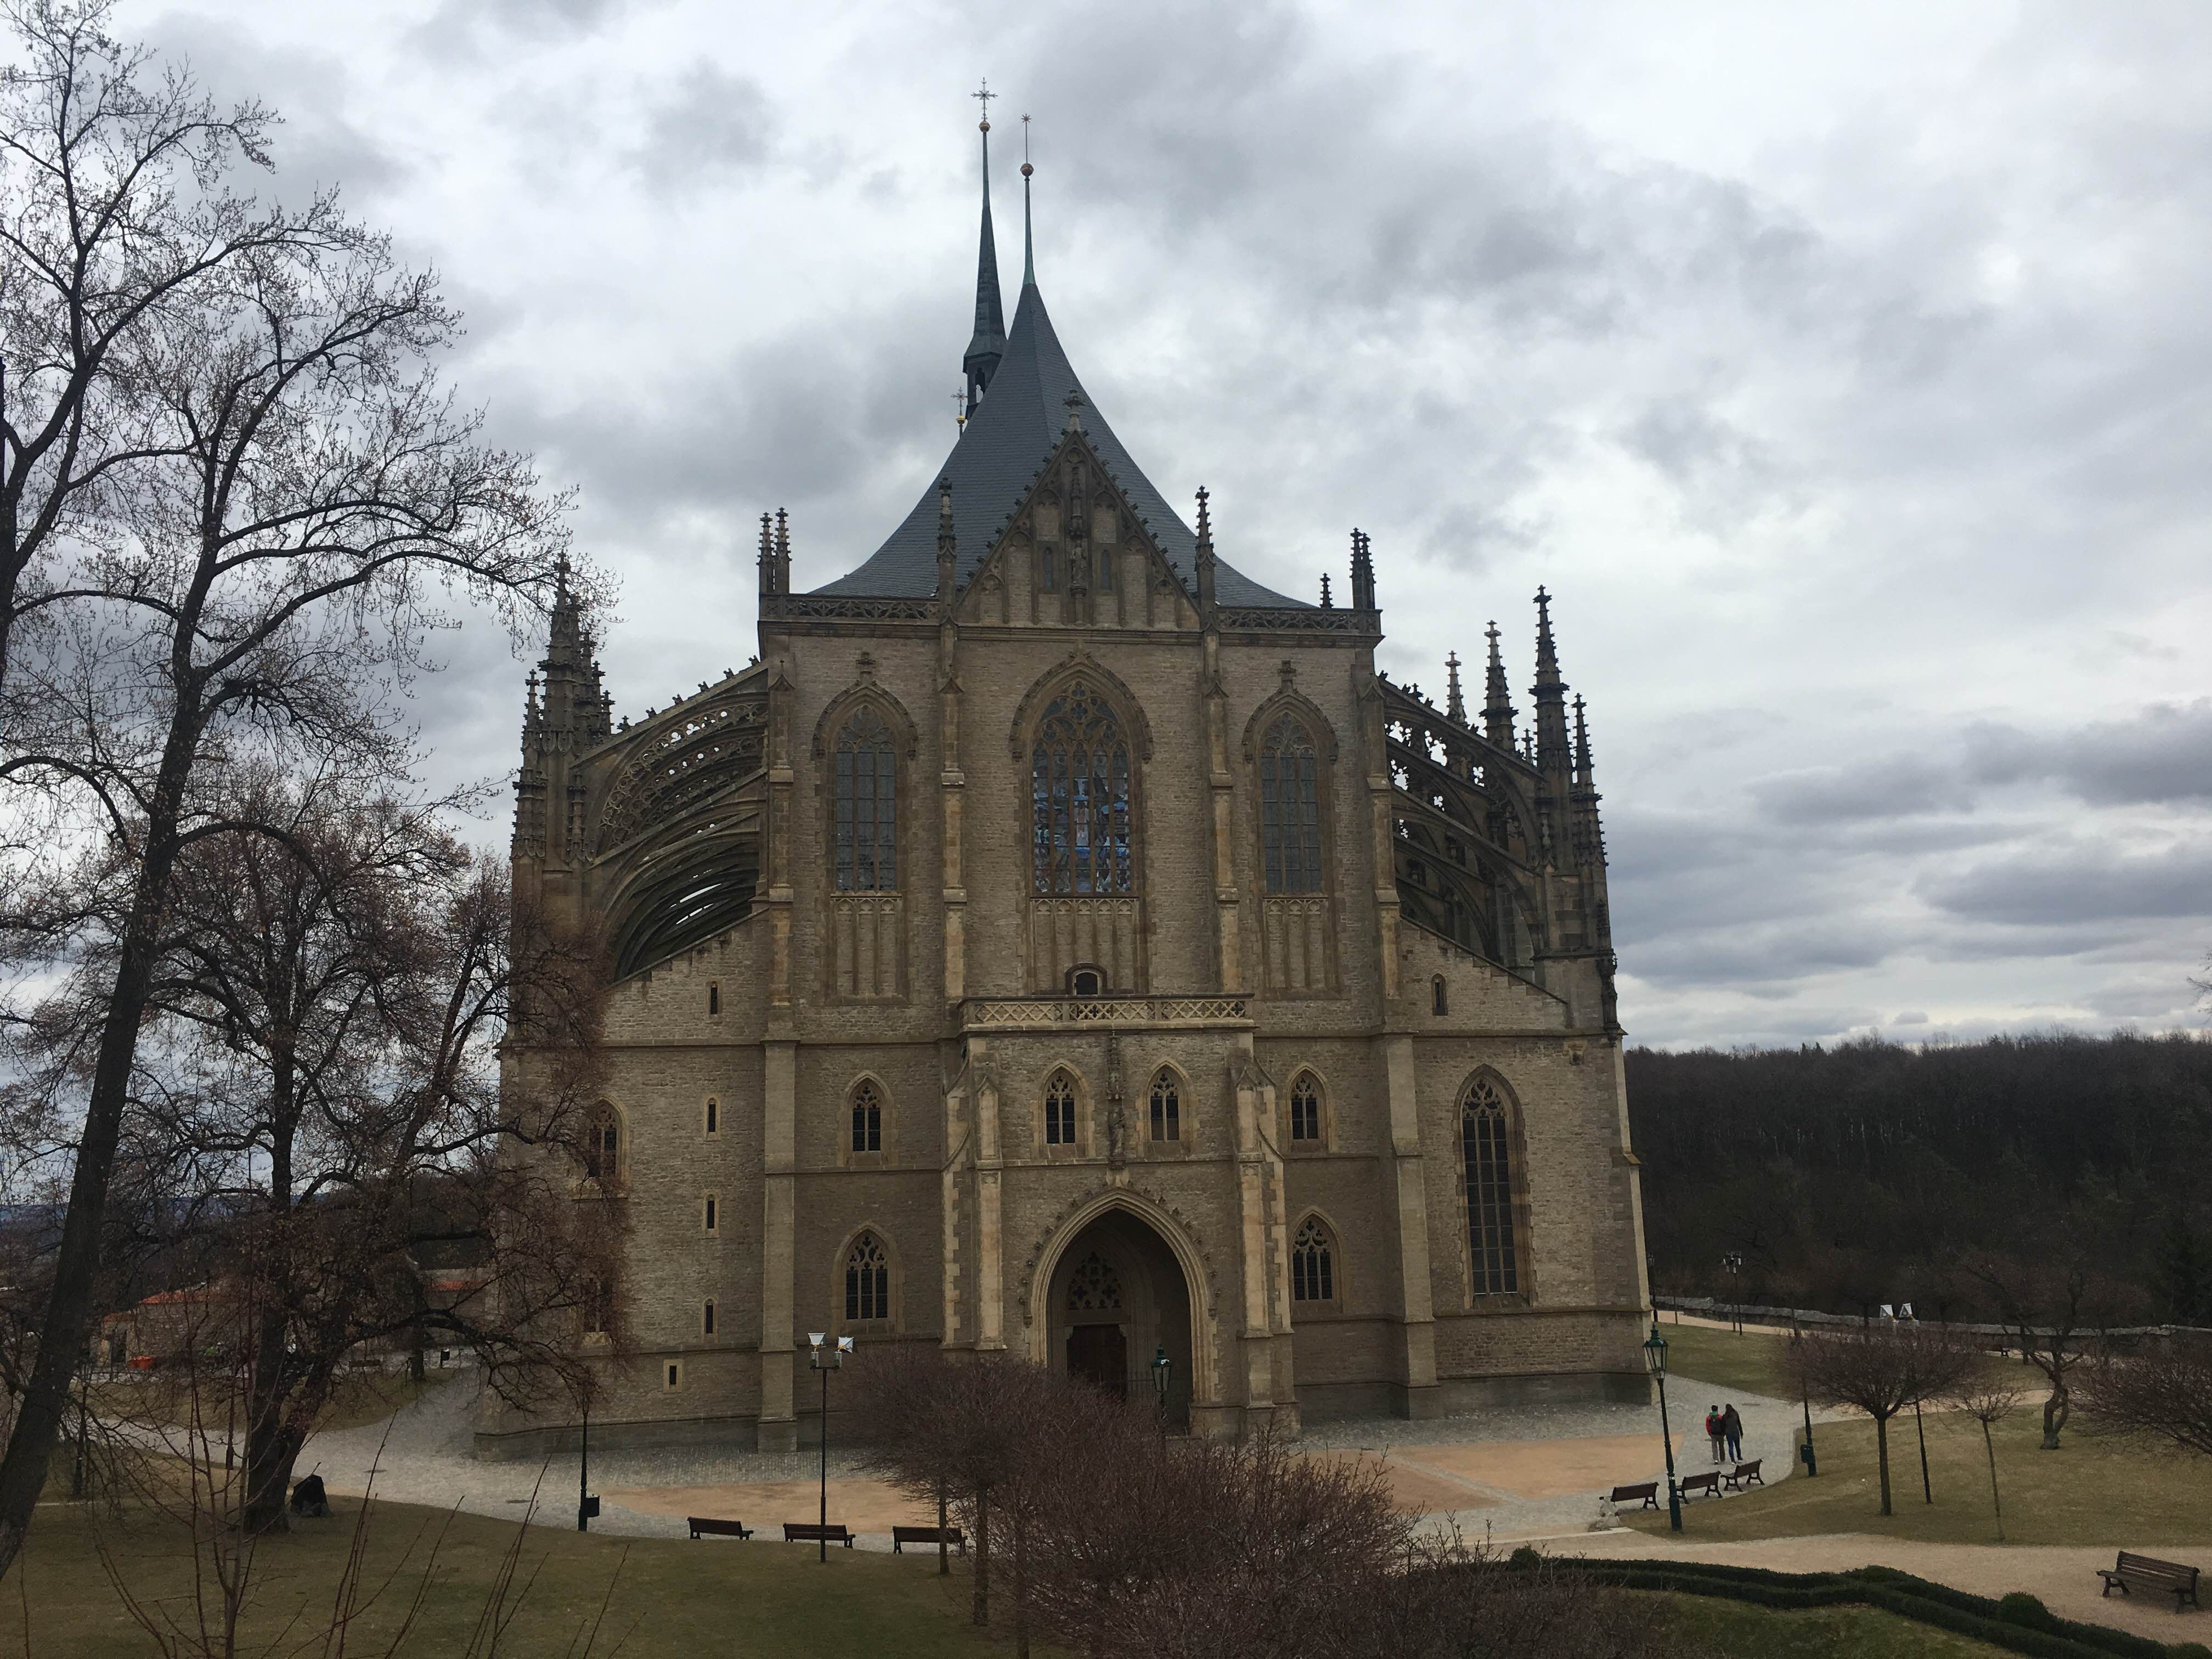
[134,0,2212,1049]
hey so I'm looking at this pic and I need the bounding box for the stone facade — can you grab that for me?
[477,159,1652,1459]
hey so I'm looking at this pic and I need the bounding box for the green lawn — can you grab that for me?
[1630,1396,2212,1547]
[16,1490,2090,1658]
[17,1496,1033,1658]
[1652,1319,1797,1398]
[1637,1590,2017,1657]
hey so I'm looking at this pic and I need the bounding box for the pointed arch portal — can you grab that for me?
[1038,1202,1201,1428]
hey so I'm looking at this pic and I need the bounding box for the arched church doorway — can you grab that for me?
[1046,1207,1193,1429]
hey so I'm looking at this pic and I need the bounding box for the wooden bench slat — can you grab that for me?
[782,1522,854,1547]
[1605,1482,1660,1511]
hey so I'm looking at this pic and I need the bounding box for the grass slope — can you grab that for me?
[1632,1389,2211,1547]
[1638,1590,2017,1657]
[16,1497,1029,1658]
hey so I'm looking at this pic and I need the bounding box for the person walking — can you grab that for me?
[1705,1406,1724,1464]
[1721,1403,1745,1463]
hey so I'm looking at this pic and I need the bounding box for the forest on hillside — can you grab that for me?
[1625,1031,2212,1325]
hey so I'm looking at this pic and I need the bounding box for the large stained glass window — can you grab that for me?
[1030,680,1135,896]
[1461,1077,1520,1296]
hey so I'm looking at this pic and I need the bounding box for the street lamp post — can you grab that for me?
[1150,1344,1171,1438]
[1790,1325,1818,1477]
[1720,1252,1746,1334]
[1643,1318,1683,1533]
[577,1400,599,1532]
[807,1334,853,1563]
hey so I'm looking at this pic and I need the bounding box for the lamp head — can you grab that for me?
[1641,1319,1668,1380]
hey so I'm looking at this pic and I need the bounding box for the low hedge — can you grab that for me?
[1537,1558,2193,1659]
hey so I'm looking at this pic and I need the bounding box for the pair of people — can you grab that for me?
[1703,1403,1745,1464]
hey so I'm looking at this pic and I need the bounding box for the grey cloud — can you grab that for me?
[1892,1010,1929,1025]
[407,0,632,59]
[1965,701,2212,805]
[1920,838,2212,927]
[1627,926,1893,991]
[2082,975,2200,1019]
[146,15,409,206]
[628,64,774,193]
[1752,757,1972,825]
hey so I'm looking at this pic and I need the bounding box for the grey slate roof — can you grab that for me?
[814,280,1306,608]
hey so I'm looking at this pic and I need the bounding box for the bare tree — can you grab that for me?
[0,176,574,1575]
[106,775,616,1530]
[1953,1380,2024,1541]
[0,0,343,693]
[1963,1245,2136,1450]
[1787,1322,1975,1516]
[2077,1332,2212,1462]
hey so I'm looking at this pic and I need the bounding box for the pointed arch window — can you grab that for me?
[834,706,898,893]
[845,1233,890,1324]
[582,1105,620,1184]
[1045,1071,1077,1147]
[1260,716,1324,893]
[1290,1074,1322,1143]
[1148,1069,1180,1143]
[1292,1217,1336,1303]
[1461,1077,1521,1296]
[850,1081,882,1154]
[1030,680,1135,896]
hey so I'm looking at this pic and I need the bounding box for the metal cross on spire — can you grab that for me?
[972,79,995,127]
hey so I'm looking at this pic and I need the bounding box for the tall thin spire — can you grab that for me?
[963,83,1006,414]
[1532,586,1570,774]
[1020,114,1036,287]
[1444,651,1465,723]
[1482,620,1516,749]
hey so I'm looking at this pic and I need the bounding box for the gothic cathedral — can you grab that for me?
[480,122,1652,1457]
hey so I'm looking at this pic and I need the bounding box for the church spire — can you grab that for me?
[1532,586,1570,774]
[963,84,1006,414]
[1482,620,1516,749]
[1444,651,1465,723]
[1020,114,1036,288]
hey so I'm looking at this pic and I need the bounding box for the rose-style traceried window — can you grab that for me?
[1067,1252,1122,1311]
[834,706,898,892]
[1030,680,1135,896]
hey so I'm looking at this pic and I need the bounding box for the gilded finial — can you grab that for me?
[972,78,995,131]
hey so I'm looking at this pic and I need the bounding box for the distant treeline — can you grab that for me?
[1624,1031,2212,1324]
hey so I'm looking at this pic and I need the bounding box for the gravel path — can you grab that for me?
[263,1364,1830,1550]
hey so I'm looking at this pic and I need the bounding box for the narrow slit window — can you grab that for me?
[703,1299,716,1336]
[704,1096,719,1135]
[708,981,721,1016]
[703,1194,718,1233]
[1432,977,1448,1017]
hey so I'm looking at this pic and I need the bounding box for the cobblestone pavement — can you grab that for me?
[263,1365,1835,1550]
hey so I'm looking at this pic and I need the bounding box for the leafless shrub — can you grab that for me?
[2076,1331,2212,1461]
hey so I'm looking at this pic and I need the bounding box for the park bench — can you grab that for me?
[1677,1471,1721,1502]
[1722,1460,1763,1491]
[1606,1482,1660,1511]
[686,1516,753,1541]
[892,1525,967,1556]
[2097,1551,2200,1612]
[783,1522,854,1548]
